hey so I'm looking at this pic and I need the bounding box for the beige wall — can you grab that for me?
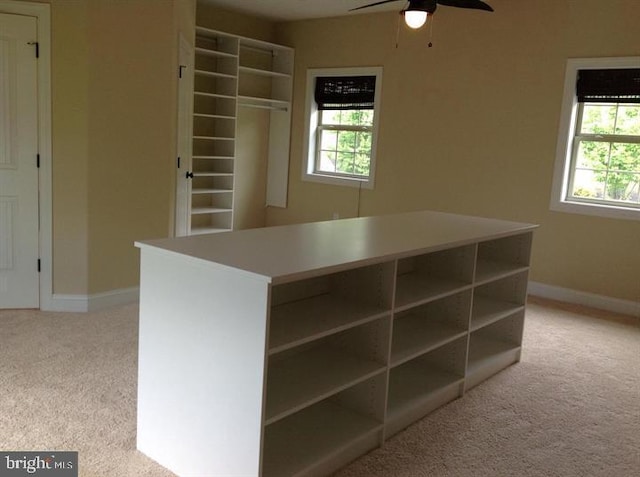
[48,0,195,294]
[268,0,640,302]
[196,0,275,41]
[48,0,275,294]
[48,0,274,295]
[51,0,89,294]
[39,0,640,302]
[86,0,178,293]
[233,108,269,229]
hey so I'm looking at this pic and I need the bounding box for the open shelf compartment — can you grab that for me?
[191,189,232,213]
[395,244,475,310]
[265,318,389,425]
[189,210,231,234]
[471,270,528,332]
[391,290,471,367]
[193,114,236,140]
[193,92,236,119]
[467,310,525,390]
[239,38,293,77]
[194,29,238,56]
[386,336,466,436]
[268,262,395,354]
[475,232,532,284]
[262,375,385,477]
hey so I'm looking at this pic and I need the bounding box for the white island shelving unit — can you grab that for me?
[136,210,536,477]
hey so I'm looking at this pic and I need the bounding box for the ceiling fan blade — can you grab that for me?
[349,0,404,12]
[437,0,494,12]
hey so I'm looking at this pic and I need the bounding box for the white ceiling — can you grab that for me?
[200,0,404,21]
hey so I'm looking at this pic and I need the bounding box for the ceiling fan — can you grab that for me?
[350,0,494,30]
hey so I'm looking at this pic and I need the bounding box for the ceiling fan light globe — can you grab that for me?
[404,10,428,29]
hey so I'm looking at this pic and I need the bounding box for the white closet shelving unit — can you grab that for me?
[136,211,536,477]
[187,28,293,235]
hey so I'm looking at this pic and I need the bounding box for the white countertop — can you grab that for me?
[136,211,537,284]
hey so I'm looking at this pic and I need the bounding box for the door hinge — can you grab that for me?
[37,259,41,272]
[177,156,181,169]
[179,65,186,78]
[37,154,40,168]
[28,41,39,58]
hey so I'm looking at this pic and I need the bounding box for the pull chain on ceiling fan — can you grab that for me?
[350,0,494,30]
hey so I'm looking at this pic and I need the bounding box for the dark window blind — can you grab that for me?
[315,76,376,110]
[577,68,640,103]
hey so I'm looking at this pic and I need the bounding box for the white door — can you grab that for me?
[0,12,39,308]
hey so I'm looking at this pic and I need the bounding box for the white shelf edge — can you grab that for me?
[192,135,235,141]
[386,377,464,422]
[470,299,525,332]
[191,207,232,215]
[239,65,291,79]
[191,189,233,195]
[192,172,233,177]
[195,25,237,39]
[265,366,385,426]
[474,262,530,286]
[390,329,468,368]
[291,427,380,477]
[467,337,521,375]
[189,226,231,235]
[194,69,237,80]
[238,95,290,111]
[269,311,389,356]
[268,293,391,355]
[384,378,462,439]
[193,112,236,120]
[394,281,473,313]
[239,37,293,53]
[194,91,236,100]
[192,155,234,159]
[194,46,237,59]
[262,400,381,477]
[387,367,464,422]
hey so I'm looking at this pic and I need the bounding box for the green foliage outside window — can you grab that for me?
[318,110,374,177]
[574,104,640,203]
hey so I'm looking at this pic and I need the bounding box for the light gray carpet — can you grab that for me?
[0,299,638,477]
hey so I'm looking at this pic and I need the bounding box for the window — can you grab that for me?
[303,67,383,188]
[551,58,640,220]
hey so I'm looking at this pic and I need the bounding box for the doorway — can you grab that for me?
[0,1,51,309]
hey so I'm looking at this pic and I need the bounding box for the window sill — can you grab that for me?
[302,172,374,189]
[550,199,639,221]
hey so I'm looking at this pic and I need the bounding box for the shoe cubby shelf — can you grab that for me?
[265,341,387,425]
[262,397,382,477]
[185,27,294,236]
[136,210,536,477]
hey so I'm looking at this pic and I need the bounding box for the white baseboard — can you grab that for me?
[44,282,639,317]
[528,281,640,318]
[46,287,139,313]
[46,294,88,312]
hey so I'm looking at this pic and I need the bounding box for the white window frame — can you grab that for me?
[302,67,383,189]
[550,57,640,221]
